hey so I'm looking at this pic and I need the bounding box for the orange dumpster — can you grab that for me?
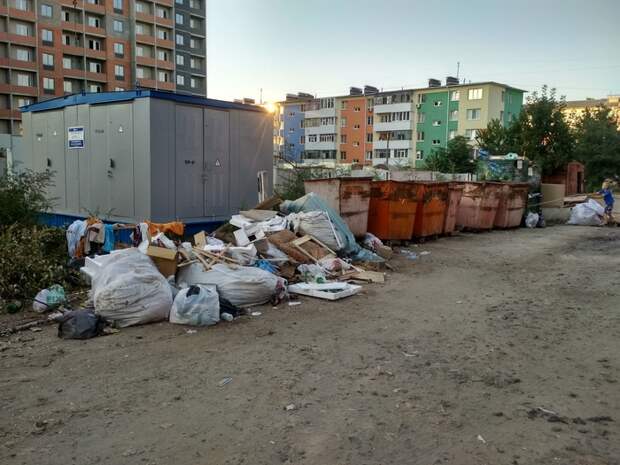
[367,181,419,240]
[455,182,504,231]
[443,183,464,235]
[411,182,449,239]
[494,183,529,228]
[304,177,372,237]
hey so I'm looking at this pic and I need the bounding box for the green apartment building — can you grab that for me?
[412,81,524,168]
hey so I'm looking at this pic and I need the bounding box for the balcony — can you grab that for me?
[154,0,174,6]
[136,12,155,23]
[0,32,36,46]
[2,7,36,21]
[156,38,174,49]
[63,67,86,79]
[155,16,173,28]
[136,34,155,46]
[0,109,21,119]
[374,120,412,132]
[374,102,412,114]
[305,107,336,119]
[136,78,156,89]
[304,124,336,135]
[158,81,174,91]
[85,25,106,37]
[84,71,107,82]
[61,20,83,33]
[136,56,157,67]
[84,2,106,15]
[84,48,106,60]
[0,83,38,96]
[157,59,174,70]
[7,59,38,71]
[305,140,337,151]
[373,139,412,150]
[62,44,86,56]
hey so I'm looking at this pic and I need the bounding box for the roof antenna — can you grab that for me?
[456,61,460,80]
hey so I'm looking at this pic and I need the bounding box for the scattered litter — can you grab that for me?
[285,403,297,411]
[400,250,418,260]
[288,301,302,307]
[32,285,66,313]
[567,199,605,226]
[525,212,540,228]
[185,329,197,334]
[402,352,419,357]
[29,327,42,332]
[218,377,233,387]
[251,311,262,317]
[55,310,105,340]
[419,251,431,256]
[477,434,486,444]
[288,282,362,300]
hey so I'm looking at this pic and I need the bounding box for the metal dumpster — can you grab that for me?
[411,182,449,239]
[304,177,372,237]
[443,183,464,235]
[494,183,529,228]
[456,182,504,230]
[367,181,419,240]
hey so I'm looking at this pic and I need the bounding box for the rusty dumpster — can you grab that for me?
[411,182,449,239]
[494,183,529,228]
[443,183,464,235]
[304,177,372,237]
[367,181,419,241]
[455,182,504,231]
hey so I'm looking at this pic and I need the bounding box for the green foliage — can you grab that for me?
[0,224,78,306]
[572,105,620,191]
[0,170,54,227]
[476,118,520,155]
[424,136,475,173]
[511,86,574,176]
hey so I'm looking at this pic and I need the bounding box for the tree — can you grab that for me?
[424,136,475,173]
[511,86,574,175]
[572,105,620,191]
[0,170,53,228]
[476,118,519,154]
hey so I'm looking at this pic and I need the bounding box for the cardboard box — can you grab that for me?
[146,245,178,278]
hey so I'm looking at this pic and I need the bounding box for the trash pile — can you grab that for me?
[39,193,393,338]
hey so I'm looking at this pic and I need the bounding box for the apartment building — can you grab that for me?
[274,79,524,168]
[562,95,620,127]
[0,0,207,137]
[273,92,313,162]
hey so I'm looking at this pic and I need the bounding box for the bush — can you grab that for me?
[0,224,78,306]
[0,170,53,227]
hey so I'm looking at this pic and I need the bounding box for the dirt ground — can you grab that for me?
[1,225,619,465]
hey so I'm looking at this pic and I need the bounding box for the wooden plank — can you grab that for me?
[351,270,385,283]
[194,231,206,247]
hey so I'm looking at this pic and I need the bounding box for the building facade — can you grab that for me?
[274,93,312,162]
[562,95,620,127]
[0,0,207,137]
[274,79,524,168]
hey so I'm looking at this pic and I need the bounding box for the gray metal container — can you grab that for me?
[19,90,273,224]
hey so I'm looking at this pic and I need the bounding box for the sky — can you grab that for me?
[207,0,620,103]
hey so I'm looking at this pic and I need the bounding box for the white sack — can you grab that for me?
[288,211,340,251]
[91,248,172,327]
[170,284,220,326]
[567,200,604,226]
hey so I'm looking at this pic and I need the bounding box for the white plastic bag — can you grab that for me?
[287,211,341,251]
[91,248,172,327]
[567,200,604,226]
[170,284,220,326]
[177,263,284,307]
[525,212,539,228]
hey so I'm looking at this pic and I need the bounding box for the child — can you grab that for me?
[597,179,615,223]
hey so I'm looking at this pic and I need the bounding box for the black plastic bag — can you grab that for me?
[56,310,105,340]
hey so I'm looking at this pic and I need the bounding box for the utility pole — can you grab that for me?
[456,62,460,80]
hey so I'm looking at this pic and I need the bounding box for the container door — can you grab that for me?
[107,104,134,218]
[46,116,66,209]
[89,106,109,215]
[175,105,204,218]
[203,108,229,217]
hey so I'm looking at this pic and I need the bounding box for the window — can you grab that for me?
[136,67,145,79]
[63,80,72,93]
[43,77,55,92]
[466,108,481,120]
[340,117,346,128]
[190,18,198,29]
[42,29,53,43]
[42,53,54,68]
[176,0,183,3]
[89,62,102,73]
[366,151,373,160]
[176,54,184,66]
[416,131,424,141]
[465,129,478,140]
[114,43,124,57]
[17,97,33,107]
[300,136,305,144]
[190,38,197,48]
[158,71,169,82]
[136,2,145,13]
[15,48,30,61]
[14,0,27,11]
[450,110,458,121]
[340,135,347,144]
[135,23,145,34]
[157,50,168,61]
[15,23,29,37]
[417,112,425,123]
[190,57,198,69]
[353,124,360,129]
[340,100,347,109]
[308,135,317,143]
[156,7,168,18]
[62,10,70,21]
[157,29,169,40]
[89,84,102,93]
[340,151,346,160]
[354,106,361,112]
[136,46,145,57]
[113,20,123,32]
[176,34,184,45]
[449,130,457,140]
[501,91,505,103]
[432,120,441,126]
[113,0,123,11]
[190,78,196,88]
[417,94,426,104]
[87,16,100,28]
[450,91,460,101]
[88,39,101,50]
[432,139,441,146]
[416,150,424,160]
[16,73,31,87]
[468,88,483,100]
[319,134,335,142]
[394,149,408,158]
[115,65,124,78]
[353,141,360,147]
[115,87,125,91]
[367,116,373,125]
[433,100,442,107]
[40,4,53,17]
[175,13,184,24]
[176,74,185,85]
[63,57,71,69]
[366,133,373,143]
[500,111,504,122]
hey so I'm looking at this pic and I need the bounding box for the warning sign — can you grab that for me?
[68,126,85,149]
